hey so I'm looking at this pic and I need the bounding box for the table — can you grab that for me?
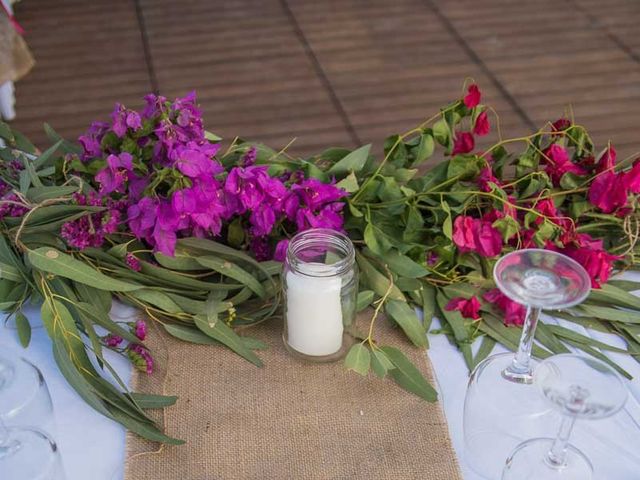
[2,290,640,479]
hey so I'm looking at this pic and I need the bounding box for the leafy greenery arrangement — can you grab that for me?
[1,84,640,443]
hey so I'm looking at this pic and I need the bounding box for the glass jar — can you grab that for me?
[282,228,358,362]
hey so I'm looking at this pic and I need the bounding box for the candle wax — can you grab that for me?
[286,263,343,356]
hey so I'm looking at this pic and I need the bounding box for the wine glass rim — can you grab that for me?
[536,353,628,417]
[493,248,591,309]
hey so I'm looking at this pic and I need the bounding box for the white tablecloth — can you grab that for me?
[2,289,640,479]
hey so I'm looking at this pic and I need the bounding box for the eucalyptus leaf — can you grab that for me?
[380,346,437,402]
[344,343,370,376]
[327,144,371,176]
[385,299,428,348]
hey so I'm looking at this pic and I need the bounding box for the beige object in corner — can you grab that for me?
[0,9,33,85]
[125,312,463,480]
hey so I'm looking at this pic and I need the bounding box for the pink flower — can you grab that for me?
[483,288,526,326]
[452,132,475,155]
[543,144,586,186]
[125,253,141,272]
[464,84,481,108]
[133,319,147,341]
[445,296,481,320]
[623,160,640,193]
[473,110,490,136]
[452,215,503,257]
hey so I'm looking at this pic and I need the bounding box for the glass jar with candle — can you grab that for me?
[283,228,358,362]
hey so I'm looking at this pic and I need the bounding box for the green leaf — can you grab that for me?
[327,144,371,176]
[413,133,435,165]
[129,289,182,314]
[421,284,436,334]
[194,315,263,367]
[26,185,79,203]
[572,304,640,324]
[378,250,429,279]
[364,223,389,256]
[344,343,370,376]
[356,253,405,302]
[129,393,178,409]
[195,256,266,298]
[28,248,142,291]
[336,172,359,192]
[164,323,221,345]
[380,346,437,402]
[472,336,496,370]
[73,302,140,344]
[547,325,631,354]
[33,139,63,169]
[432,119,450,147]
[441,200,453,240]
[204,131,222,141]
[15,311,31,347]
[371,349,394,379]
[109,409,184,445]
[588,284,640,311]
[356,290,375,311]
[385,299,428,348]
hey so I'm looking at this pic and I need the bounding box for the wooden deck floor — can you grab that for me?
[10,0,640,158]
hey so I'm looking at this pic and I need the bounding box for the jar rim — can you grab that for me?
[286,228,355,277]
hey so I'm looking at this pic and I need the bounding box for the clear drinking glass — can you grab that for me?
[463,249,591,479]
[0,423,66,480]
[0,354,54,436]
[502,354,627,480]
[282,228,358,362]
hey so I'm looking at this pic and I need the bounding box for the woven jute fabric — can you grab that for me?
[0,13,33,85]
[125,313,463,480]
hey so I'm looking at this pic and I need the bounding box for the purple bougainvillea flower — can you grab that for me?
[104,334,123,348]
[274,239,289,262]
[588,170,628,213]
[78,121,108,161]
[133,319,147,341]
[250,237,271,261]
[127,197,158,240]
[111,103,142,138]
[171,141,222,178]
[250,203,277,236]
[445,296,481,320]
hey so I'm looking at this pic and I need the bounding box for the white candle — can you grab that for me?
[286,263,344,356]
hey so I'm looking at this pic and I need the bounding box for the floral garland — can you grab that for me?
[1,83,639,443]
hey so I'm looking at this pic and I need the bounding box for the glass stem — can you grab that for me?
[503,306,540,382]
[545,415,577,468]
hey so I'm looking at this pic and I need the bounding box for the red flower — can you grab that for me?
[473,110,490,136]
[464,84,481,108]
[483,288,526,326]
[588,170,629,213]
[452,215,503,257]
[445,296,482,320]
[596,145,616,173]
[551,118,571,131]
[477,166,500,192]
[543,144,586,186]
[623,159,640,193]
[452,132,475,155]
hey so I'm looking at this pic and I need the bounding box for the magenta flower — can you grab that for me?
[170,141,222,179]
[111,103,142,138]
[126,253,142,272]
[274,239,289,262]
[127,197,158,241]
[483,288,526,326]
[452,132,475,155]
[595,145,616,173]
[452,215,503,257]
[95,152,134,194]
[127,344,154,374]
[477,166,500,192]
[551,118,571,131]
[588,170,629,214]
[445,296,481,320]
[104,334,123,348]
[133,319,147,341]
[241,146,257,167]
[473,110,490,136]
[249,237,271,261]
[562,233,619,288]
[542,144,586,186]
[78,121,108,161]
[464,84,481,108]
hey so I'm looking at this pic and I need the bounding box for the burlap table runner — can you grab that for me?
[125,313,463,479]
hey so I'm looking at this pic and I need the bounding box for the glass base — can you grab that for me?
[283,332,353,363]
[502,438,592,480]
[464,353,557,479]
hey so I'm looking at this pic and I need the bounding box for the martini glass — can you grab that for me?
[463,249,591,479]
[502,354,627,479]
